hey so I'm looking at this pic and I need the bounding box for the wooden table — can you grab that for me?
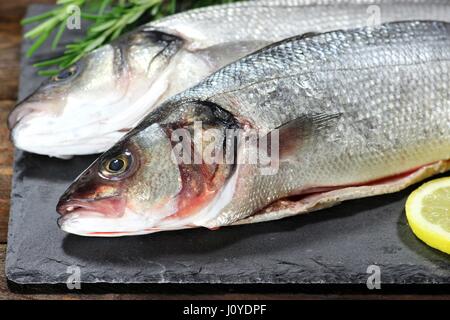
[0,0,447,300]
[0,0,314,300]
[0,0,179,299]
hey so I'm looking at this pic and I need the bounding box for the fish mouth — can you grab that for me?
[11,118,125,157]
[56,193,175,236]
[57,200,106,217]
[8,104,30,131]
[7,90,42,130]
[57,204,166,237]
[8,99,140,157]
[57,196,125,217]
[8,96,57,131]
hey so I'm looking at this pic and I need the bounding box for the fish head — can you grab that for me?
[9,28,183,157]
[57,102,237,236]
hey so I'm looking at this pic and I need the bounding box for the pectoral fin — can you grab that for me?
[277,113,341,160]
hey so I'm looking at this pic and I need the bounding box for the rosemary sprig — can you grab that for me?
[23,0,239,76]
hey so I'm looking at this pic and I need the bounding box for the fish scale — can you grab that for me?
[83,21,449,231]
[57,22,450,236]
[171,21,450,227]
[155,0,450,46]
[178,22,450,128]
[11,0,450,158]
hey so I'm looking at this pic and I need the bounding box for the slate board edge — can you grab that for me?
[3,4,369,288]
[4,4,51,286]
[4,4,450,291]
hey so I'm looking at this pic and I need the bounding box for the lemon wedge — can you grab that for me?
[405,177,450,254]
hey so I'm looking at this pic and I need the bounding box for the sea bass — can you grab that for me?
[56,21,450,237]
[9,0,450,158]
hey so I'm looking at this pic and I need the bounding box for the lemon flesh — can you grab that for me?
[405,177,450,254]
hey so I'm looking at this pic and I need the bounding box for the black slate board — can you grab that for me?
[5,5,450,292]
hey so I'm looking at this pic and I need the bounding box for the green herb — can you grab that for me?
[23,0,239,76]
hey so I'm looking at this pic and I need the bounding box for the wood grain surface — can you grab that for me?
[0,0,448,300]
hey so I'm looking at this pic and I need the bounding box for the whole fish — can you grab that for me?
[56,21,450,237]
[9,0,450,158]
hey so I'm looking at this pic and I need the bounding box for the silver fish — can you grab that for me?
[56,21,450,237]
[9,0,450,158]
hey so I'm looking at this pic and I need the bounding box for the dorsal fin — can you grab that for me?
[297,32,321,40]
[239,30,322,59]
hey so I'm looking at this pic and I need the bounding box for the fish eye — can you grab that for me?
[108,158,125,172]
[52,65,77,82]
[100,152,133,179]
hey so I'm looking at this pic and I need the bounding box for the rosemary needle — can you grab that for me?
[23,0,239,76]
